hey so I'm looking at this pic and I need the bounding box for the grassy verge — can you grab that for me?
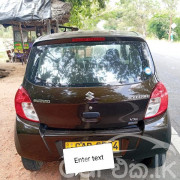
[0,51,8,63]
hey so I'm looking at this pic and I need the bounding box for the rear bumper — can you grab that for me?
[14,112,171,161]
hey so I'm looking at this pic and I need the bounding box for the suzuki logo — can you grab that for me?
[85,91,94,101]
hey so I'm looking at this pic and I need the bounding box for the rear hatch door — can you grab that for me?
[24,36,156,129]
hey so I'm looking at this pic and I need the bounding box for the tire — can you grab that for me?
[21,157,43,171]
[141,153,166,168]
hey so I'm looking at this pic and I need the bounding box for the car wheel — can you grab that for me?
[141,153,166,168]
[21,157,43,171]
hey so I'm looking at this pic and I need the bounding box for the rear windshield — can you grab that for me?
[26,41,154,87]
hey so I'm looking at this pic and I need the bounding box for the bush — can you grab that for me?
[174,18,180,41]
[148,14,169,40]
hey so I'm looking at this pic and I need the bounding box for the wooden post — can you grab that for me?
[30,30,32,42]
[56,19,59,33]
[19,22,24,48]
[18,22,24,64]
[47,19,51,35]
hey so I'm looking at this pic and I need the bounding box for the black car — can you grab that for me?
[14,31,171,171]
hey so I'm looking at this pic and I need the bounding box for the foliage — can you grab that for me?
[103,0,160,36]
[162,0,180,40]
[0,25,13,38]
[63,0,107,29]
[148,13,180,41]
[101,10,123,30]
[148,14,169,39]
[162,0,179,15]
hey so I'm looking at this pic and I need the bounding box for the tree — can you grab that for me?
[114,0,160,36]
[63,0,107,29]
[100,10,124,30]
[162,0,179,41]
[148,14,169,39]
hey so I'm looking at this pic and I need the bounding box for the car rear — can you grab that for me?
[14,32,171,163]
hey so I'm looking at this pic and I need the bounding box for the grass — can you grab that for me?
[0,51,8,63]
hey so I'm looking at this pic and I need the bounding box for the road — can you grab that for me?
[0,40,180,180]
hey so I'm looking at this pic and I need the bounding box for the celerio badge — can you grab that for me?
[33,99,50,103]
[86,91,94,101]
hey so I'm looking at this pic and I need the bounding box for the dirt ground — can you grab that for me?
[0,63,61,180]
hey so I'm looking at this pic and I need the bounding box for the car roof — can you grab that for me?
[35,30,145,43]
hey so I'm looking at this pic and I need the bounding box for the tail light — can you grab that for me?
[144,82,168,119]
[15,86,39,122]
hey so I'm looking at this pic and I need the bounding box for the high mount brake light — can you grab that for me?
[144,82,168,119]
[72,37,105,42]
[15,86,39,122]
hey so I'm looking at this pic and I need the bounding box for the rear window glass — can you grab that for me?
[26,41,154,87]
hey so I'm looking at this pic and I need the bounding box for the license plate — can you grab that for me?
[65,140,120,152]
